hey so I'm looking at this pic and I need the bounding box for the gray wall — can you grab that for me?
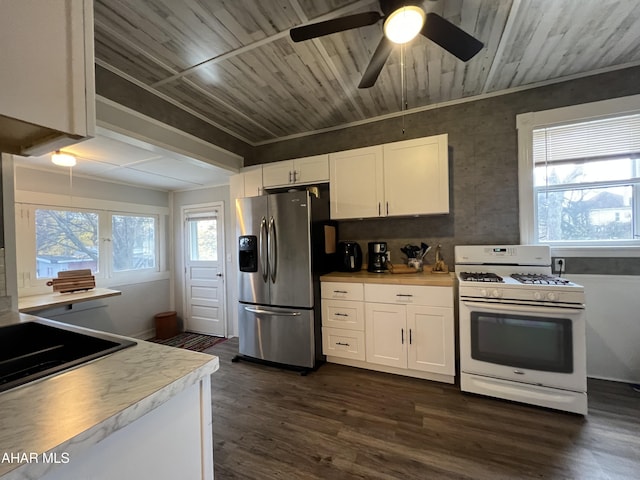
[248,66,640,272]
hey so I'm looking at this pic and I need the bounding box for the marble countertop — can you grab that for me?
[0,311,219,479]
[18,288,122,313]
[320,269,456,287]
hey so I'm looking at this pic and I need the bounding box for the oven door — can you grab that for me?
[459,300,586,392]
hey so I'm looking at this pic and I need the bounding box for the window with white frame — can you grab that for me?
[16,201,165,293]
[517,95,640,254]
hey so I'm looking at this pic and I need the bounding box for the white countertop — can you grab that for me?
[18,288,122,313]
[0,311,219,479]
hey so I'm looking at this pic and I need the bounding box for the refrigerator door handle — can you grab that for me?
[260,217,268,282]
[268,216,277,283]
[244,306,301,316]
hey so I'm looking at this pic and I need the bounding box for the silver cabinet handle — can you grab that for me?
[244,306,301,316]
[336,342,350,346]
[386,202,389,215]
[333,290,348,294]
[409,328,412,345]
[334,313,349,317]
[401,328,404,344]
[396,294,413,297]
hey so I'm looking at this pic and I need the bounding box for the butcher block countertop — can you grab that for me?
[320,269,456,287]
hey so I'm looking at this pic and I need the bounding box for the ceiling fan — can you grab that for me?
[290,0,484,88]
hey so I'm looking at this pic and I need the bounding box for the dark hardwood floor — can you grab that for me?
[205,338,640,479]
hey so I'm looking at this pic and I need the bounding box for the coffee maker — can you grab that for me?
[367,242,388,273]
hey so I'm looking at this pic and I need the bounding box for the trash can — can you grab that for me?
[154,311,178,340]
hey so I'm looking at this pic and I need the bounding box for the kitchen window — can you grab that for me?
[16,201,167,295]
[517,94,640,256]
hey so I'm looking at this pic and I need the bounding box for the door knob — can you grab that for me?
[216,273,223,277]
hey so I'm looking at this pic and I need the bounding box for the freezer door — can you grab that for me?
[268,191,314,308]
[238,303,315,368]
[236,196,269,304]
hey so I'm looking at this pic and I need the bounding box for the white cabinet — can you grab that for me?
[321,282,365,361]
[230,166,263,199]
[321,279,455,382]
[329,135,449,219]
[0,0,95,156]
[383,135,449,216]
[262,154,329,188]
[329,146,384,219]
[364,283,455,377]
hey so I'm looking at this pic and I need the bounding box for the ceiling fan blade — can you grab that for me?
[358,36,394,88]
[290,11,381,42]
[421,12,484,61]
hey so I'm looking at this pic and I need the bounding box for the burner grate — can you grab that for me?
[511,274,571,285]
[460,272,504,283]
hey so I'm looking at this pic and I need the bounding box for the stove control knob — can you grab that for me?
[547,292,558,301]
[491,289,502,298]
[534,291,543,301]
[480,289,488,297]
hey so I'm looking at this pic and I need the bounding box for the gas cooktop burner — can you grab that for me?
[511,273,572,285]
[460,272,504,283]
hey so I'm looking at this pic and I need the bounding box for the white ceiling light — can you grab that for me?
[384,6,426,45]
[51,150,76,167]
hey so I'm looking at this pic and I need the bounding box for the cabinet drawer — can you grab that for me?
[364,284,453,308]
[321,282,364,301]
[322,327,365,361]
[322,299,364,330]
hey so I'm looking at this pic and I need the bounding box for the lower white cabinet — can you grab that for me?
[321,280,455,383]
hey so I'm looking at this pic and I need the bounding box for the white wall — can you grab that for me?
[172,185,237,337]
[568,274,640,384]
[14,166,172,338]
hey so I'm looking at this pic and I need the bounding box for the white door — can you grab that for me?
[406,305,455,375]
[183,205,225,336]
[365,302,407,368]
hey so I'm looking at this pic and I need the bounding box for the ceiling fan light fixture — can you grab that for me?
[383,6,426,44]
[51,150,76,167]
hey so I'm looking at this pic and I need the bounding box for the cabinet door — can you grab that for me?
[329,146,384,219]
[365,302,407,368]
[406,305,454,375]
[0,0,95,154]
[383,134,449,216]
[293,155,329,184]
[243,166,263,197]
[262,160,294,187]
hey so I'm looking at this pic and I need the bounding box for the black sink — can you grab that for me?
[0,319,136,393]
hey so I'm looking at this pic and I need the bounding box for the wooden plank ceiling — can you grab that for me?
[94,0,640,145]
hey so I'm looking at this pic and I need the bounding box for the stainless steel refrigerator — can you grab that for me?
[235,190,333,370]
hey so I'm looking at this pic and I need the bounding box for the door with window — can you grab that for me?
[183,204,225,336]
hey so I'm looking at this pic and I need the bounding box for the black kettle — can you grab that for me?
[337,241,362,272]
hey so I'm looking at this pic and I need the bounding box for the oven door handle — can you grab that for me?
[461,301,584,315]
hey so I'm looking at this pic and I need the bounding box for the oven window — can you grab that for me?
[470,312,573,373]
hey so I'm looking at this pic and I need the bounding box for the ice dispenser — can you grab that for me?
[238,235,258,272]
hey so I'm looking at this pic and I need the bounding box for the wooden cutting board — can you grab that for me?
[47,269,96,293]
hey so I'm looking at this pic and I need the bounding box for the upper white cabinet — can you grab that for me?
[0,0,95,155]
[329,135,449,219]
[262,154,329,188]
[230,166,263,199]
[329,145,384,219]
[383,135,449,216]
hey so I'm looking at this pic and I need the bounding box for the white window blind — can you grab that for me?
[533,113,640,164]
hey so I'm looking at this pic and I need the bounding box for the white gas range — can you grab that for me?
[455,245,587,415]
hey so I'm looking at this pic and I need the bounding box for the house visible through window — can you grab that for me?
[518,97,640,253]
[35,208,99,278]
[533,114,640,245]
